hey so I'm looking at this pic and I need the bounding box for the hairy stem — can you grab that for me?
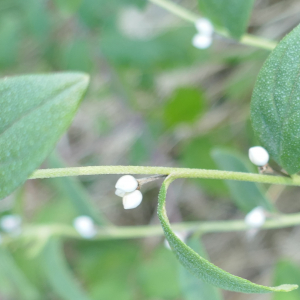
[11,211,300,242]
[30,166,300,186]
[148,0,277,50]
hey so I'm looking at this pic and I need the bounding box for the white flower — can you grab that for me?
[73,216,97,239]
[123,190,143,209]
[115,175,138,197]
[195,18,214,36]
[248,146,269,166]
[245,207,266,228]
[192,34,212,49]
[0,214,22,234]
[164,231,186,250]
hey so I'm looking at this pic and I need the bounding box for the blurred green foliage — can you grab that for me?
[273,260,300,300]
[0,0,297,299]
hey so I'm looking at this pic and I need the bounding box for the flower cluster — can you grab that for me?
[115,175,143,209]
[192,18,214,49]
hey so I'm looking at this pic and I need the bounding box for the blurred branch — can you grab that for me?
[148,0,277,50]
[30,166,300,186]
[6,212,300,242]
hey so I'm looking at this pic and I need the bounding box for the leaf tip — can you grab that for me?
[272,284,298,292]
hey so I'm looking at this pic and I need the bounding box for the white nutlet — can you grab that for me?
[0,214,22,234]
[245,207,266,228]
[195,18,214,36]
[73,215,97,239]
[192,33,212,49]
[248,146,269,166]
[123,190,143,209]
[115,175,138,197]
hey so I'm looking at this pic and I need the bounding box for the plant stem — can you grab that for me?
[148,0,277,51]
[14,212,300,241]
[29,166,300,186]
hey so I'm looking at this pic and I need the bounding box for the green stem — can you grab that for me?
[9,212,300,242]
[30,166,300,186]
[148,0,277,51]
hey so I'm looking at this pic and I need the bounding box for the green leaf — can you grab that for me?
[197,0,255,39]
[251,24,300,174]
[273,260,300,300]
[138,247,181,298]
[61,39,93,72]
[76,240,138,300]
[180,136,227,196]
[40,238,90,300]
[179,237,223,300]
[163,87,206,128]
[211,148,274,212]
[157,176,298,293]
[53,0,83,14]
[0,248,40,300]
[0,72,89,200]
[100,27,208,70]
[0,14,20,68]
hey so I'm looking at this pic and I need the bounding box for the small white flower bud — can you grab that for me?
[0,215,22,233]
[122,190,143,209]
[248,146,269,166]
[195,18,214,36]
[164,231,185,250]
[115,175,138,193]
[115,189,126,197]
[73,216,97,239]
[192,33,212,49]
[245,207,266,228]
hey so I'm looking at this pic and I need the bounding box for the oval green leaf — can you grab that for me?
[251,24,300,174]
[0,72,89,200]
[157,176,298,293]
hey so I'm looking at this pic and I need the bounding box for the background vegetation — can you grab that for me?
[1,0,300,299]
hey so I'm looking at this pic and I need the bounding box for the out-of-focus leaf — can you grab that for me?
[0,14,20,68]
[179,236,222,300]
[40,238,90,300]
[77,240,138,300]
[100,27,209,69]
[180,136,227,196]
[61,39,93,72]
[47,152,107,225]
[163,87,206,127]
[21,0,51,43]
[138,246,181,298]
[211,148,274,212]
[129,137,151,165]
[197,0,255,39]
[0,73,89,200]
[251,24,300,174]
[78,0,146,29]
[273,260,300,300]
[53,0,83,14]
[158,177,297,293]
[0,248,40,300]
